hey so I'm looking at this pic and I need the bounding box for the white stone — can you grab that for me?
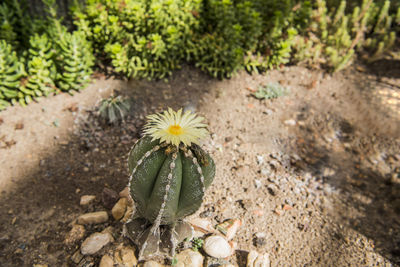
[77,211,109,225]
[81,232,113,255]
[80,195,96,206]
[143,261,163,267]
[189,218,215,233]
[247,251,270,267]
[176,249,204,267]
[203,235,232,258]
[284,119,296,126]
[256,155,264,165]
[254,253,270,267]
[247,251,259,267]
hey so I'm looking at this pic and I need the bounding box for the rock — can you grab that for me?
[99,254,114,267]
[189,218,215,233]
[81,232,113,255]
[254,179,262,189]
[256,155,264,165]
[322,167,335,177]
[80,195,96,206]
[65,224,86,245]
[247,251,258,267]
[119,187,133,204]
[77,211,109,225]
[33,264,48,267]
[203,235,233,258]
[254,253,270,267]
[122,204,134,223]
[102,188,119,210]
[221,264,235,267]
[114,246,137,267]
[112,198,128,220]
[284,119,296,126]
[176,249,204,267]
[143,261,163,267]
[71,250,83,264]
[216,219,242,240]
[253,232,267,248]
[247,251,270,267]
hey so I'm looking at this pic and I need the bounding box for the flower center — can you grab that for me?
[168,124,183,135]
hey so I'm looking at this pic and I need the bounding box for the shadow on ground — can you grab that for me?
[289,105,400,265]
[0,66,216,266]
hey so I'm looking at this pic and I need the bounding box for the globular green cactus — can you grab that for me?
[128,137,215,225]
[124,108,215,259]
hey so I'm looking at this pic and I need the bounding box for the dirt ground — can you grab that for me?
[0,60,399,266]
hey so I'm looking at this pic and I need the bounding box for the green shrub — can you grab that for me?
[53,31,95,92]
[192,0,262,78]
[74,0,201,79]
[23,34,57,99]
[293,0,399,71]
[0,40,26,109]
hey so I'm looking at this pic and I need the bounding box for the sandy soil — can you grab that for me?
[0,61,399,266]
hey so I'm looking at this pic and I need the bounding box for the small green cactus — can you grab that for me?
[98,95,131,124]
[124,108,215,260]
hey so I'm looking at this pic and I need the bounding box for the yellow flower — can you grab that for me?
[143,108,209,147]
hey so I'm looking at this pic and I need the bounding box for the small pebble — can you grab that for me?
[65,224,86,245]
[112,198,128,220]
[70,250,83,264]
[189,218,215,233]
[216,219,241,240]
[253,232,267,248]
[77,211,109,225]
[203,235,233,258]
[114,246,137,267]
[80,195,96,206]
[176,249,204,267]
[99,254,114,267]
[247,250,270,267]
[256,155,264,165]
[143,261,163,267]
[284,119,296,126]
[81,232,113,255]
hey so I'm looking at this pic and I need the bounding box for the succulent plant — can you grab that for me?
[0,40,26,109]
[98,95,131,124]
[124,108,215,260]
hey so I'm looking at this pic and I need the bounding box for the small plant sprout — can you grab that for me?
[253,83,289,100]
[124,108,215,260]
[191,237,204,252]
[98,95,130,124]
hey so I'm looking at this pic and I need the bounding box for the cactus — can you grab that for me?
[124,108,215,260]
[98,94,131,124]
